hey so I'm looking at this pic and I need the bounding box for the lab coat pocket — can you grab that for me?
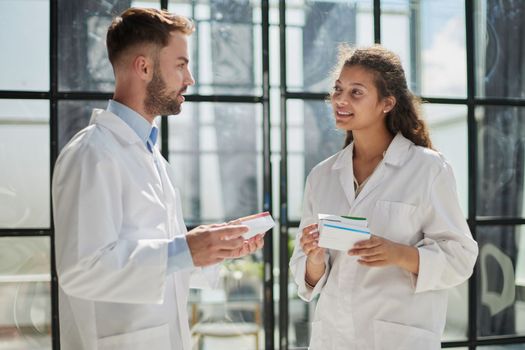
[373,320,440,350]
[371,200,417,243]
[97,323,171,350]
[308,320,324,350]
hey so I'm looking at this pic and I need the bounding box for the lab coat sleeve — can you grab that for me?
[53,143,171,304]
[289,176,331,302]
[413,161,478,293]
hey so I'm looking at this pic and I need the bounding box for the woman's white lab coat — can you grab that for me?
[52,109,214,350]
[289,133,478,350]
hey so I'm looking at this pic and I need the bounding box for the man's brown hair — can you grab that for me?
[106,7,194,65]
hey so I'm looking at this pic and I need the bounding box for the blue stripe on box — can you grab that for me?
[324,224,370,235]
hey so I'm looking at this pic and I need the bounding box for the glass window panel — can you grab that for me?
[269,88,281,220]
[287,227,319,348]
[167,1,192,18]
[0,0,49,91]
[188,252,264,349]
[271,152,281,222]
[0,237,51,349]
[0,100,49,228]
[286,0,374,93]
[476,106,525,218]
[168,102,263,225]
[57,100,107,151]
[251,0,280,26]
[381,0,466,98]
[442,282,468,341]
[479,346,525,350]
[287,99,345,221]
[477,225,525,337]
[424,104,468,216]
[269,25,281,88]
[380,0,410,85]
[475,0,525,98]
[170,0,262,96]
[57,1,158,92]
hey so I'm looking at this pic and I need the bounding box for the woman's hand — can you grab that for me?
[300,223,326,265]
[300,223,327,288]
[348,235,420,274]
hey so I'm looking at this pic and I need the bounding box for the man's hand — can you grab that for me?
[186,223,248,267]
[229,234,265,259]
[225,219,265,259]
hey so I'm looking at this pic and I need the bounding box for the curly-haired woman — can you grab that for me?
[289,45,478,350]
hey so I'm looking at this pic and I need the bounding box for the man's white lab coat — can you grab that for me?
[53,109,211,350]
[289,132,478,350]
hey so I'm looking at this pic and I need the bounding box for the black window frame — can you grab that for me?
[1,0,525,349]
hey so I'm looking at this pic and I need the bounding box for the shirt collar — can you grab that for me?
[107,100,157,148]
[332,132,413,170]
[382,132,413,166]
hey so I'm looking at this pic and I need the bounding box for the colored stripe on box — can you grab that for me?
[324,224,370,235]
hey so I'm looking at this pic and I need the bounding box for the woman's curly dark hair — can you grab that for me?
[331,45,433,149]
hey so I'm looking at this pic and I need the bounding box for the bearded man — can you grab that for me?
[52,8,264,350]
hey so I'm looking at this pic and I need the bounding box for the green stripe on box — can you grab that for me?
[341,216,367,221]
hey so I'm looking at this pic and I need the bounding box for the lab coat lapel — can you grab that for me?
[154,150,182,240]
[334,144,356,208]
[93,109,165,203]
[155,151,193,349]
[351,160,388,208]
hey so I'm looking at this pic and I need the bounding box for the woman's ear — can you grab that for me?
[382,96,396,114]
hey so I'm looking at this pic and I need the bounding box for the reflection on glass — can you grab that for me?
[286,0,374,93]
[169,0,262,95]
[168,103,263,225]
[476,106,525,218]
[443,282,468,341]
[58,100,107,151]
[0,237,51,349]
[0,0,49,91]
[475,1,525,98]
[0,100,49,228]
[381,0,466,98]
[188,254,264,350]
[58,0,119,91]
[287,228,318,348]
[477,226,525,337]
[380,0,410,85]
[424,104,468,216]
[287,99,345,221]
[479,346,525,350]
[57,1,158,92]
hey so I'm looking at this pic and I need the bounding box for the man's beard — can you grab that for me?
[144,67,183,117]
